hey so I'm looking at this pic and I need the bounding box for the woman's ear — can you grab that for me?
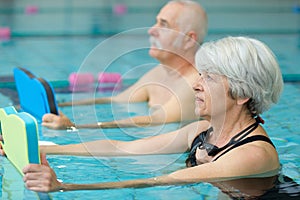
[237,98,250,106]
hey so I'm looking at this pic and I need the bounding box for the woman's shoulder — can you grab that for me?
[184,120,210,147]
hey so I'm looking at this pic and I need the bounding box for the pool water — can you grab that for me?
[0,35,300,199]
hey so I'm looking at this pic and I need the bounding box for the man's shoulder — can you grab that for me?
[148,64,164,73]
[141,65,165,79]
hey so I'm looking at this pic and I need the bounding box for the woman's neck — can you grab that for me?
[209,111,255,146]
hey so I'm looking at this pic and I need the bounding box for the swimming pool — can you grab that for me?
[0,34,300,199]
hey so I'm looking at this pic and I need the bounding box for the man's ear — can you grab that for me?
[184,31,198,50]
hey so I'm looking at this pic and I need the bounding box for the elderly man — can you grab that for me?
[42,0,208,129]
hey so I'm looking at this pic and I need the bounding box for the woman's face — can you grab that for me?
[193,71,234,120]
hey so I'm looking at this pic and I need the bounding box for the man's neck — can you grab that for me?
[161,58,195,77]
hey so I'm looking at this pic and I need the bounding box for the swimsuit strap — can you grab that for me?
[186,116,266,167]
[230,116,263,142]
[212,135,275,161]
[207,118,260,156]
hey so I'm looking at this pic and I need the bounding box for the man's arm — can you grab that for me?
[42,106,181,129]
[42,77,151,129]
[43,91,197,130]
[58,97,112,107]
[97,94,197,128]
[59,72,150,107]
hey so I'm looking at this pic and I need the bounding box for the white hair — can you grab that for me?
[195,36,283,115]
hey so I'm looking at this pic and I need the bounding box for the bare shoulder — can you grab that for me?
[247,127,279,166]
[185,120,210,148]
[216,133,279,175]
[140,65,165,81]
[244,135,278,167]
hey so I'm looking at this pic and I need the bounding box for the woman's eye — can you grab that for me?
[199,72,215,81]
[206,75,213,80]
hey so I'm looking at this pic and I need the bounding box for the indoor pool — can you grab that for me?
[0,33,300,199]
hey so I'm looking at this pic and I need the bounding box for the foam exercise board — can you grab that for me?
[14,67,59,120]
[0,106,40,175]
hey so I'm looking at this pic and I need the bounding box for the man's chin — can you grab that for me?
[149,48,161,57]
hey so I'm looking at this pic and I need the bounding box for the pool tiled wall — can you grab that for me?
[0,0,299,36]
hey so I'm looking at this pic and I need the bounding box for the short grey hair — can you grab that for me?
[195,36,283,115]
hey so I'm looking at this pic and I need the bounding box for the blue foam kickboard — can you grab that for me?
[0,106,40,175]
[14,67,59,121]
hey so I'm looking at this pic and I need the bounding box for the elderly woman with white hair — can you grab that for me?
[17,36,285,195]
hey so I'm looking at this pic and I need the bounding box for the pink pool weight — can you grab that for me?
[0,27,11,41]
[98,72,122,91]
[98,73,122,84]
[68,72,95,92]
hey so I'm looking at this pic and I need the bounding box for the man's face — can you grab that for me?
[148,3,186,62]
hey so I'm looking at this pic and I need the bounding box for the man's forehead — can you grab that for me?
[157,4,182,25]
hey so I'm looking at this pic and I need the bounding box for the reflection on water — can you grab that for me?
[1,154,300,199]
[213,174,300,199]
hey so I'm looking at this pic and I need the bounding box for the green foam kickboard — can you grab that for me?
[0,106,40,175]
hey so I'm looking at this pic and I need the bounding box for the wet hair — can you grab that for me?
[195,36,283,115]
[168,0,208,44]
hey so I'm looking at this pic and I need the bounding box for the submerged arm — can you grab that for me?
[75,115,158,129]
[59,174,186,191]
[58,97,113,107]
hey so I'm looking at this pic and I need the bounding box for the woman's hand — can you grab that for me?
[23,153,63,192]
[42,111,74,130]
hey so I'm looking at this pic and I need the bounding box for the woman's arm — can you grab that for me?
[24,122,280,193]
[22,160,181,192]
[24,142,279,193]
[41,121,200,156]
[22,123,200,192]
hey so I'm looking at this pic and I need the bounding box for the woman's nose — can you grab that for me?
[192,76,204,91]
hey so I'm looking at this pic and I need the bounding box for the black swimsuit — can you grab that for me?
[186,117,275,167]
